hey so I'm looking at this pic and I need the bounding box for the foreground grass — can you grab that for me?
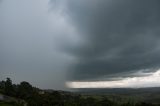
[0,102,13,106]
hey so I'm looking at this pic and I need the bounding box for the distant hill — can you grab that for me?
[75,87,160,104]
[76,87,160,95]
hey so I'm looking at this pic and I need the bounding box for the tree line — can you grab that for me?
[0,78,160,106]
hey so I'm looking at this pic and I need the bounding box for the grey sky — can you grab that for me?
[50,0,160,81]
[0,0,76,90]
[1,0,160,89]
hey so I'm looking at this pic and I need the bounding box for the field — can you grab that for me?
[0,102,13,106]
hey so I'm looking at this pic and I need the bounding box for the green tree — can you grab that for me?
[17,81,33,99]
[4,78,14,96]
[0,80,5,93]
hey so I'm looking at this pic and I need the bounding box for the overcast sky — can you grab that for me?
[1,0,160,90]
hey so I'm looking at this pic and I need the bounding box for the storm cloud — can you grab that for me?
[1,0,160,90]
[50,0,160,81]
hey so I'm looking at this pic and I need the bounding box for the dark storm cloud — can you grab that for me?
[51,0,160,81]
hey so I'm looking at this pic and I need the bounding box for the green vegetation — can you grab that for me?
[0,78,160,106]
[0,101,22,106]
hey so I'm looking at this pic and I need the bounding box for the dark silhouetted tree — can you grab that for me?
[17,81,33,99]
[4,78,14,96]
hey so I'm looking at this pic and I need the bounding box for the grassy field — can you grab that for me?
[0,102,13,106]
